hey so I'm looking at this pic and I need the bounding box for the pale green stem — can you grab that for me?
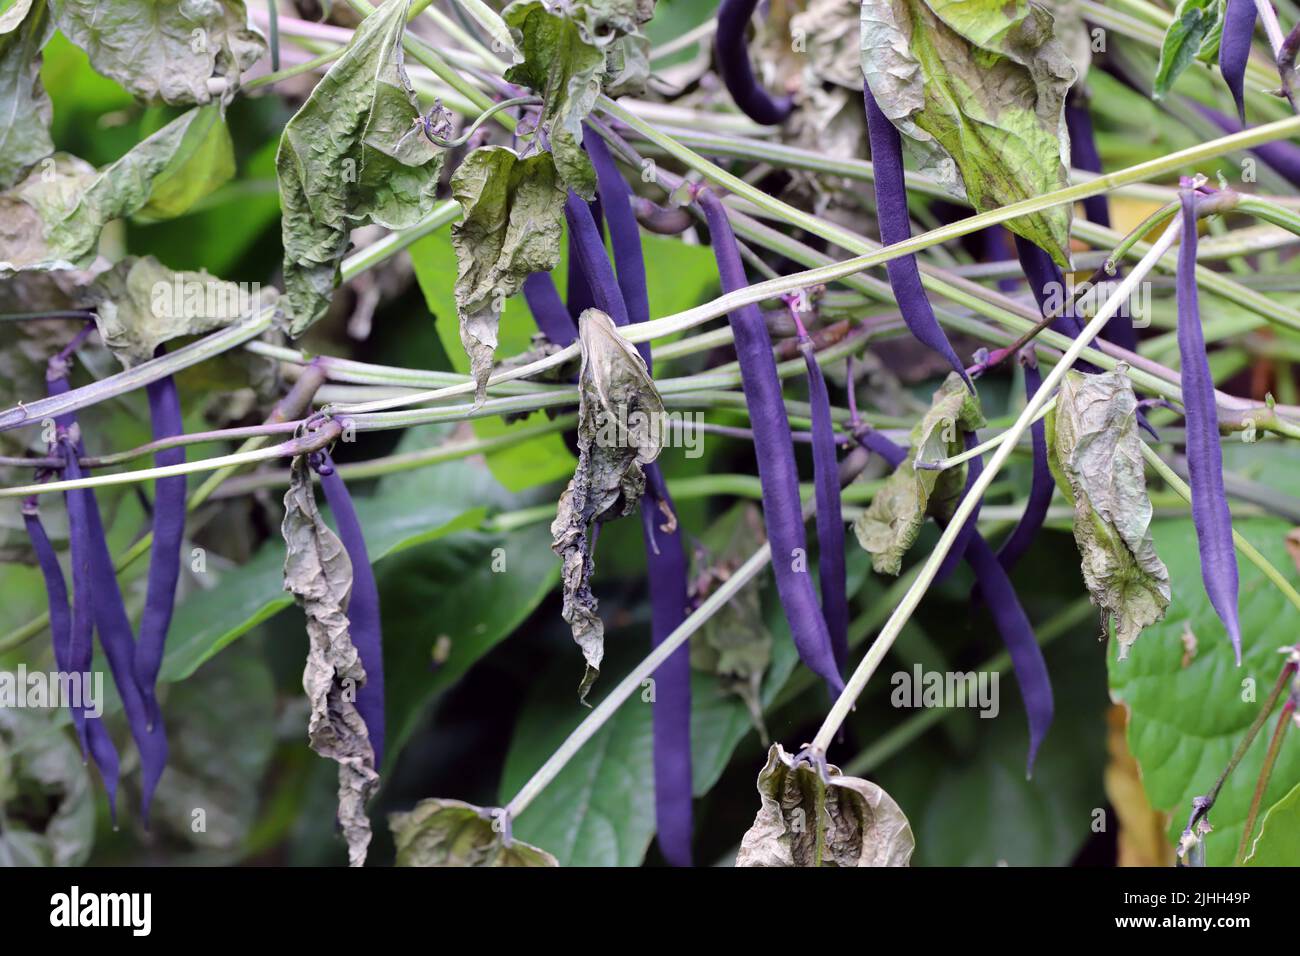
[916,399,1056,471]
[808,218,1182,754]
[340,201,461,281]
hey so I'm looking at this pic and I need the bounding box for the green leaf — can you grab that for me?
[450,144,566,400]
[1245,781,1300,865]
[853,371,984,574]
[88,254,261,367]
[0,107,233,272]
[1050,369,1170,659]
[503,0,606,198]
[276,0,442,334]
[136,103,235,220]
[860,0,1076,265]
[0,0,54,189]
[390,798,557,866]
[735,743,914,867]
[49,0,265,105]
[1153,0,1224,99]
[0,707,94,866]
[551,308,664,701]
[1109,517,1300,866]
[281,455,377,868]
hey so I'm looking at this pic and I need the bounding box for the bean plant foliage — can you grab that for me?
[0,0,1299,872]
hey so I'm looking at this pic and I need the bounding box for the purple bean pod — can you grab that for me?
[996,355,1055,572]
[564,192,630,327]
[1013,235,1085,340]
[134,366,186,731]
[715,0,793,126]
[314,451,387,770]
[933,431,984,586]
[566,197,604,320]
[857,429,1053,773]
[863,85,972,388]
[697,188,843,695]
[523,272,578,347]
[1220,0,1257,123]
[1177,188,1243,664]
[798,336,848,672]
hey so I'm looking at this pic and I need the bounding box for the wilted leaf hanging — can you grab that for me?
[1049,368,1171,658]
[0,0,54,190]
[277,0,443,334]
[551,308,664,701]
[390,798,558,867]
[282,456,378,868]
[89,255,271,367]
[854,371,985,574]
[859,0,1076,265]
[451,145,566,401]
[736,744,914,867]
[50,0,265,106]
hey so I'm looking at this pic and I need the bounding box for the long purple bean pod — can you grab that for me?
[863,85,972,388]
[566,197,604,320]
[1177,187,1243,664]
[523,272,578,347]
[697,187,843,695]
[586,132,651,333]
[933,431,984,586]
[715,0,793,126]
[996,354,1055,573]
[858,429,1053,773]
[314,451,387,770]
[564,192,630,327]
[1220,0,1257,123]
[795,326,848,672]
[1193,103,1300,188]
[134,366,186,731]
[1013,235,1085,340]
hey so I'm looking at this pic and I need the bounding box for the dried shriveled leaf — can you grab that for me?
[88,255,267,367]
[390,798,558,867]
[736,744,914,867]
[859,0,1075,265]
[503,0,606,198]
[282,456,378,868]
[0,0,54,190]
[551,308,664,701]
[50,0,264,105]
[1049,369,1170,658]
[277,0,442,334]
[451,145,565,400]
[0,108,233,273]
[854,372,984,574]
[791,0,864,90]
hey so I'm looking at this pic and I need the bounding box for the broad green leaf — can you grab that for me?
[136,103,235,220]
[0,0,53,189]
[1050,369,1169,659]
[1153,0,1224,99]
[408,226,575,491]
[276,0,442,334]
[1245,780,1300,865]
[860,0,1075,265]
[281,455,377,868]
[0,707,94,866]
[551,308,664,701]
[450,144,565,400]
[0,108,233,272]
[390,798,557,866]
[89,254,261,367]
[49,0,264,105]
[854,371,984,574]
[1109,518,1300,866]
[503,0,606,198]
[736,743,914,867]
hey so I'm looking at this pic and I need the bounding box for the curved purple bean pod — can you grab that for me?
[697,188,843,695]
[564,192,630,327]
[715,0,793,126]
[314,452,387,770]
[1193,103,1300,188]
[863,85,972,389]
[1013,235,1084,340]
[996,355,1055,572]
[1177,189,1243,664]
[523,272,578,347]
[798,338,848,672]
[566,197,604,320]
[1220,0,1257,123]
[586,131,651,341]
[134,366,186,731]
[856,429,1053,773]
[933,431,984,586]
